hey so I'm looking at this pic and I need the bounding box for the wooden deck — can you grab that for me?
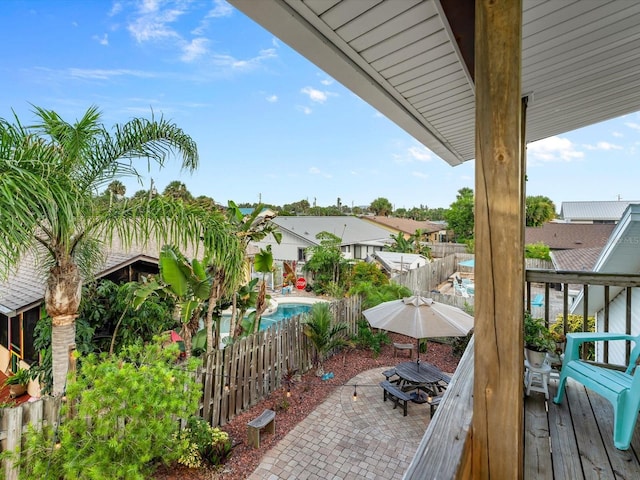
[525,377,640,479]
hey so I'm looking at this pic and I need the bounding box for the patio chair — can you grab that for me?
[553,332,640,450]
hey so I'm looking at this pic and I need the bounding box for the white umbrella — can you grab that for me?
[362,295,474,363]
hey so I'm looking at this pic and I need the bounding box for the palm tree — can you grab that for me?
[302,302,350,376]
[0,106,200,395]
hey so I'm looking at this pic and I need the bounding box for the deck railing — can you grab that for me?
[404,269,640,479]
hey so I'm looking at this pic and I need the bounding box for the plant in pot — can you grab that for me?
[524,312,555,368]
[4,367,32,398]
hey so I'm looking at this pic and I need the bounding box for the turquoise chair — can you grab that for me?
[553,332,640,450]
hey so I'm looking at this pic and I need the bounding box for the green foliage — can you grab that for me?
[345,261,388,290]
[444,187,475,242]
[369,197,393,216]
[15,340,201,479]
[176,417,232,468]
[352,320,390,357]
[524,312,555,352]
[525,242,551,261]
[303,302,350,368]
[550,314,596,360]
[3,367,33,386]
[525,195,557,227]
[348,282,411,310]
[303,232,350,294]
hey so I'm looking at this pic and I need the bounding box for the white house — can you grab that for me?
[370,251,429,277]
[252,216,393,263]
[571,204,640,366]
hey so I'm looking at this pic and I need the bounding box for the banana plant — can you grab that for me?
[133,245,209,357]
[252,246,275,334]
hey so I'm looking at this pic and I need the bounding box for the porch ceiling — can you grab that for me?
[228,0,640,166]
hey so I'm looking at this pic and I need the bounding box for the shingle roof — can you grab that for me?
[550,248,602,272]
[559,201,639,222]
[525,223,615,250]
[272,216,392,247]
[0,249,159,316]
[361,216,444,235]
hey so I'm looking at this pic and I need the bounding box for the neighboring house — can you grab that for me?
[0,250,160,373]
[524,223,615,251]
[238,207,277,218]
[360,216,448,243]
[571,204,640,366]
[559,201,639,224]
[252,216,393,263]
[370,251,429,277]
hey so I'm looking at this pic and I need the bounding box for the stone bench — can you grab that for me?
[247,409,276,448]
[380,380,411,416]
[393,342,416,358]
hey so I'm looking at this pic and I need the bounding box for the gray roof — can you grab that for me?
[550,248,602,272]
[559,201,640,222]
[0,250,158,317]
[524,223,615,250]
[372,251,428,274]
[272,216,393,247]
[572,204,640,314]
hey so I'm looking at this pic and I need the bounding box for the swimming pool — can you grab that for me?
[219,302,313,333]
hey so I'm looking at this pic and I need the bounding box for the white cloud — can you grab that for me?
[206,0,233,18]
[583,141,622,151]
[296,105,312,115]
[527,136,584,163]
[68,68,157,80]
[181,37,209,62]
[93,33,109,46]
[412,171,429,179]
[407,145,432,162]
[625,121,640,132]
[109,2,123,16]
[319,77,334,86]
[127,1,186,42]
[266,94,278,103]
[612,131,623,138]
[301,86,335,103]
[212,48,277,71]
[309,166,332,178]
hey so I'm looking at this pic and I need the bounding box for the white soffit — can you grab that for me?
[229,0,640,166]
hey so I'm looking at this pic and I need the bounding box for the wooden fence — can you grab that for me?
[0,296,363,477]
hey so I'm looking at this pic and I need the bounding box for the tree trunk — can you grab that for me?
[228,293,238,341]
[45,259,82,396]
[254,280,267,334]
[206,277,222,353]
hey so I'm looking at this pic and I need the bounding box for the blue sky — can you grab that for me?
[2,1,639,211]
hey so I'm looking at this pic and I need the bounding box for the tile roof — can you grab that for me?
[525,223,615,250]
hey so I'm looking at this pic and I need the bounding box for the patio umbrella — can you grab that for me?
[362,295,474,364]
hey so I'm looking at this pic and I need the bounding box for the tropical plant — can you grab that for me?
[370,197,393,216]
[345,261,388,290]
[303,231,350,294]
[525,195,557,226]
[348,282,411,310]
[444,187,475,241]
[525,242,551,261]
[3,367,33,386]
[302,302,350,375]
[352,319,390,357]
[133,245,209,357]
[0,106,201,395]
[176,416,232,468]
[524,312,555,352]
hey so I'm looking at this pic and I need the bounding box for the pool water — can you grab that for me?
[220,303,313,332]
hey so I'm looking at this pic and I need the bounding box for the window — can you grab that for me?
[298,248,305,262]
[23,309,39,364]
[0,313,8,349]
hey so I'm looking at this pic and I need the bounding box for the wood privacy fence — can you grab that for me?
[0,296,364,477]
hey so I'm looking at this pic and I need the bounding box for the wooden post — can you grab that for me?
[473,0,524,478]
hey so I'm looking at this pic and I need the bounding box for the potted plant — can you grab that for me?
[524,312,555,367]
[4,367,32,398]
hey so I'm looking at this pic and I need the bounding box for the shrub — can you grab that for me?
[352,320,390,357]
[176,416,232,468]
[12,340,201,479]
[550,313,596,360]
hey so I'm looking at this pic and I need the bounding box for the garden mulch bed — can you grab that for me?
[153,333,462,480]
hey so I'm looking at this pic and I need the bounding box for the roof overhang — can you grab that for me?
[229,0,640,166]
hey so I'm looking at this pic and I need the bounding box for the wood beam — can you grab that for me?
[473,0,524,478]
